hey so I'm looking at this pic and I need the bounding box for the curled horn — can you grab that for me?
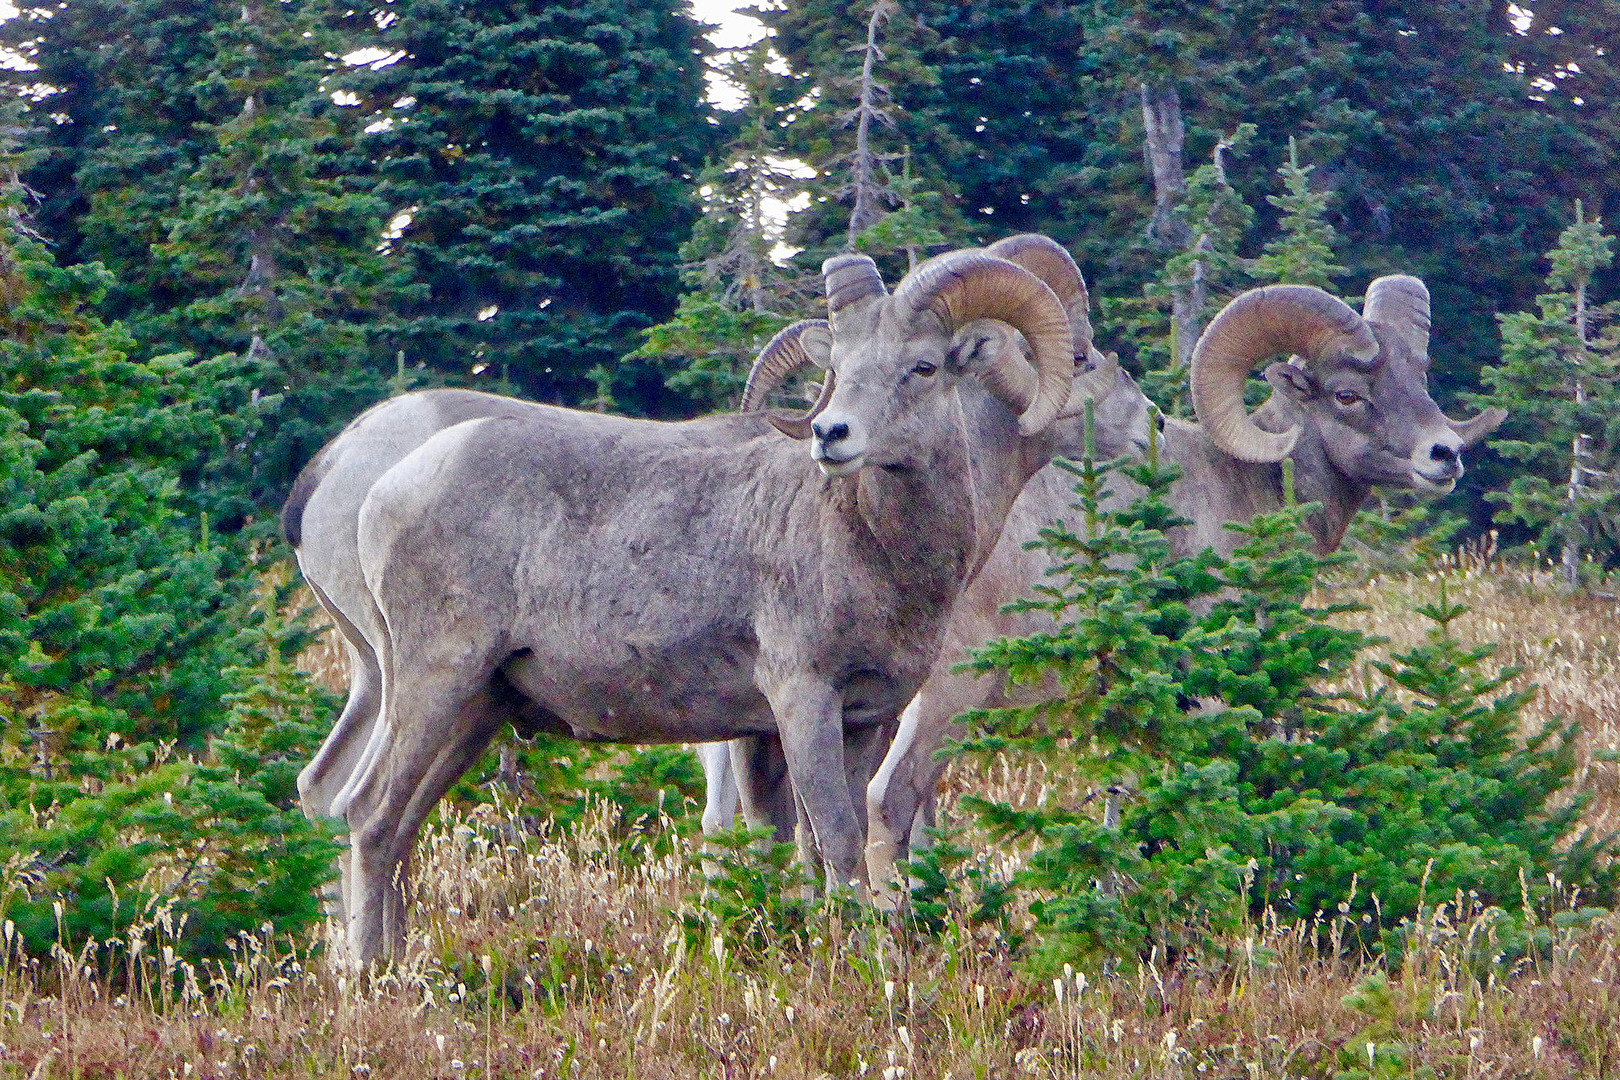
[1190,285,1379,463]
[1448,405,1507,447]
[742,320,835,440]
[1363,274,1431,360]
[823,253,887,328]
[895,250,1078,435]
[984,234,1118,404]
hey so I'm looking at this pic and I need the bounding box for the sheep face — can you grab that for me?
[811,305,1020,478]
[1265,330,1463,492]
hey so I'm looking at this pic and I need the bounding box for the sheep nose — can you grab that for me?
[814,420,850,444]
[1428,442,1459,465]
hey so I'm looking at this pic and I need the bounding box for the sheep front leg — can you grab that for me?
[865,668,986,898]
[764,677,865,893]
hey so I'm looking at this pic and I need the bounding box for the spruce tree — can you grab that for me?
[1,0,413,521]
[1118,125,1257,418]
[851,147,950,271]
[0,124,336,958]
[0,0,219,298]
[347,0,717,415]
[1476,202,1620,574]
[938,424,1610,970]
[1253,137,1347,291]
[756,0,971,266]
[632,40,818,414]
[151,0,415,520]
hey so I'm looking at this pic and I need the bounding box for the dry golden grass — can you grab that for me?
[2,798,1614,1079]
[9,564,1613,1078]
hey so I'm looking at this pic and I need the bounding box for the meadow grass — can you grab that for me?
[3,560,1618,1079]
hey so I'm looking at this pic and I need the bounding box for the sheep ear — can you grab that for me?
[1264,360,1318,402]
[799,323,833,368]
[945,319,1014,375]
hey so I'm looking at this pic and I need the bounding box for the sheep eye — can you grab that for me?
[1333,389,1361,406]
[911,361,938,377]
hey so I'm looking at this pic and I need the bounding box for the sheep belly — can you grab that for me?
[497,630,776,744]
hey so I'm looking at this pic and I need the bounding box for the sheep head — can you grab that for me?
[1189,278,1506,493]
[743,242,1116,477]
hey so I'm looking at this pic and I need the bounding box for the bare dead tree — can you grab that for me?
[843,0,900,249]
[1141,81,1205,374]
[1565,201,1600,587]
[1140,83,1189,249]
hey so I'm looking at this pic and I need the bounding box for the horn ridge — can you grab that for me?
[1190,284,1378,464]
[741,320,834,441]
[822,254,887,320]
[741,319,828,411]
[984,233,1118,406]
[1363,274,1431,358]
[895,249,1083,435]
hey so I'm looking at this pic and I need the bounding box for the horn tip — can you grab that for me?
[1215,421,1300,464]
[768,413,814,440]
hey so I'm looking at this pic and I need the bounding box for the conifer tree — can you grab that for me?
[1253,137,1346,290]
[632,40,818,414]
[1122,125,1257,417]
[1,0,413,520]
[0,117,336,958]
[757,0,970,265]
[152,0,415,520]
[1476,202,1620,576]
[347,0,716,416]
[852,147,950,271]
[934,419,1610,969]
[0,0,219,299]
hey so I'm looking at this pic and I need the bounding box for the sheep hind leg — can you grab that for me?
[296,578,384,820]
[295,584,385,924]
[696,742,741,880]
[296,640,380,820]
[730,735,797,844]
[345,678,508,968]
[730,735,819,895]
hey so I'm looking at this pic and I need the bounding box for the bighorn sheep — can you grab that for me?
[285,389,554,918]
[301,241,1116,962]
[856,274,1507,890]
[287,389,755,913]
[715,236,1148,852]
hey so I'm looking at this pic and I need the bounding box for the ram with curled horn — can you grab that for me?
[288,237,1116,965]
[746,270,1505,895]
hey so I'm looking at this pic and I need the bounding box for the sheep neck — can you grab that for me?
[1249,396,1369,555]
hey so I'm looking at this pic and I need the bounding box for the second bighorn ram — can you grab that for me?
[858,274,1508,890]
[295,241,1115,963]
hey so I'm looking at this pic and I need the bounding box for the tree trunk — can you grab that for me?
[847,2,896,248]
[1139,82,1189,249]
[1140,82,1203,374]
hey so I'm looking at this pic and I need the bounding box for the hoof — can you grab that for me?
[864,840,903,911]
